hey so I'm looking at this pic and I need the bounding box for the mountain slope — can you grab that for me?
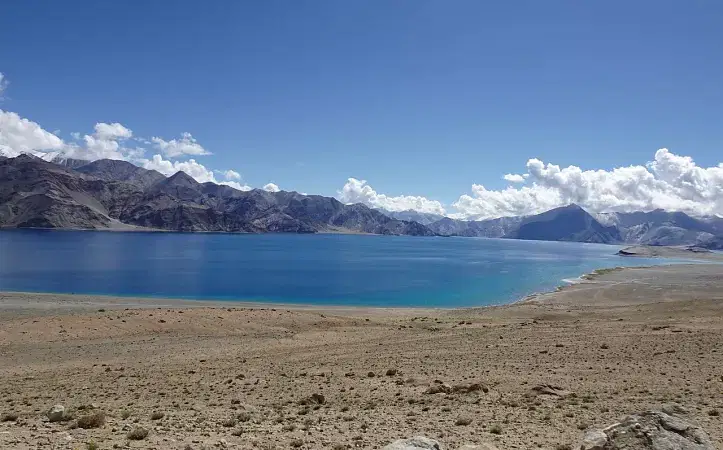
[0,156,434,235]
[0,155,143,229]
[76,159,165,190]
[428,216,524,238]
[506,204,621,243]
[378,209,445,225]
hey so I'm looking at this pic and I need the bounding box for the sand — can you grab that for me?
[1,263,722,449]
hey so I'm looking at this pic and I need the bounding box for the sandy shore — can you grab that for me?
[1,263,722,449]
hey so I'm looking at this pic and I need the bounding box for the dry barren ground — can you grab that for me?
[0,264,722,449]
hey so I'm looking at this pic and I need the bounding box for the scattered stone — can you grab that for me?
[531,384,573,398]
[424,383,452,394]
[452,382,487,394]
[386,368,398,376]
[46,405,65,422]
[383,436,441,450]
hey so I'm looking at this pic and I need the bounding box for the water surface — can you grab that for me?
[0,230,668,307]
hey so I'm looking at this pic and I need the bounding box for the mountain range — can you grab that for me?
[1,155,722,248]
[0,155,434,235]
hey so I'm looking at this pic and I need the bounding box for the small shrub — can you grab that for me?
[150,411,164,420]
[1,412,19,422]
[77,412,106,429]
[87,441,99,450]
[237,411,252,422]
[222,418,237,427]
[709,409,720,417]
[489,424,502,435]
[455,417,472,426]
[120,410,131,420]
[127,426,149,440]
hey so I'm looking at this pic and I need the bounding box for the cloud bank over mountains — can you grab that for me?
[341,150,723,219]
[2,72,722,220]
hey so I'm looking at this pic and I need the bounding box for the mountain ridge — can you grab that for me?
[2,155,722,245]
[0,156,435,236]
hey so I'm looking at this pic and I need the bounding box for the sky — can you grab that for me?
[1,0,722,219]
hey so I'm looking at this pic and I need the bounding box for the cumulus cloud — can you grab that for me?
[339,178,447,215]
[220,180,252,191]
[94,122,132,140]
[140,154,217,183]
[503,173,526,183]
[222,169,241,180]
[453,149,723,220]
[0,110,65,158]
[141,154,251,191]
[152,132,210,158]
[263,182,280,192]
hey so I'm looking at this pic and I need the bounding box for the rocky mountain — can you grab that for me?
[698,235,723,250]
[426,205,618,243]
[427,216,523,238]
[595,210,719,246]
[506,204,621,243]
[76,159,166,190]
[0,155,435,235]
[377,209,445,226]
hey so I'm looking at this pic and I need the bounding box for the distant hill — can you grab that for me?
[0,155,435,236]
[377,209,444,225]
[428,205,618,243]
[427,216,523,238]
[506,204,621,243]
[595,210,717,246]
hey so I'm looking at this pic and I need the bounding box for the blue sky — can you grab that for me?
[1,1,723,218]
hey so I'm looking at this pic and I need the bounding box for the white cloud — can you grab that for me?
[503,173,526,183]
[152,132,210,158]
[94,122,132,140]
[140,154,217,183]
[453,149,723,220]
[141,154,251,191]
[222,169,241,180]
[0,73,8,98]
[220,180,252,191]
[0,110,65,158]
[339,178,447,215]
[263,182,280,192]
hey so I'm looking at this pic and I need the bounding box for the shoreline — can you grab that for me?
[0,262,712,313]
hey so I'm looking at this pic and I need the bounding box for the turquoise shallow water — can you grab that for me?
[0,230,670,307]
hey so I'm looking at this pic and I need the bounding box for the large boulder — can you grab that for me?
[46,404,65,422]
[383,436,441,450]
[579,409,714,449]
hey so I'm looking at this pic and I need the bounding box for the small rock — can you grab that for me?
[383,436,441,450]
[46,405,65,423]
[424,383,452,395]
[457,444,499,450]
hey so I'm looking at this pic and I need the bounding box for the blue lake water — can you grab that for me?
[0,230,670,307]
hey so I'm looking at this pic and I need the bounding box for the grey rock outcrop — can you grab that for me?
[579,409,713,450]
[383,436,441,450]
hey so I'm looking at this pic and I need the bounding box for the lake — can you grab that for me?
[0,230,667,307]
